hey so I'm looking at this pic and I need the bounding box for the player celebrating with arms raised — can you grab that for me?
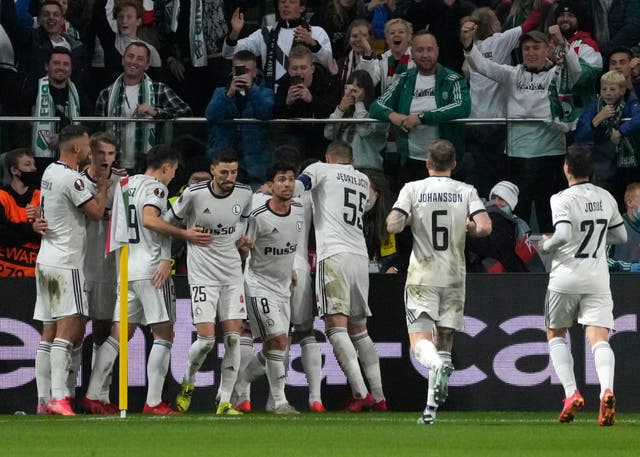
[539,144,627,426]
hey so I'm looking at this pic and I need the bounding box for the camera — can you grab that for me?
[290,75,303,86]
[234,65,247,76]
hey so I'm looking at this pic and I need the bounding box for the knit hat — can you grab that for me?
[490,181,519,211]
[554,0,580,19]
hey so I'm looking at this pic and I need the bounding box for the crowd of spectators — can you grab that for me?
[1,0,640,229]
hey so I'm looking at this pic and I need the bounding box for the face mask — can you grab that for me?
[364,194,377,212]
[18,170,40,188]
[633,208,640,221]
[498,204,512,215]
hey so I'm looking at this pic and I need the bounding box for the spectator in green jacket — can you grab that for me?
[369,30,470,187]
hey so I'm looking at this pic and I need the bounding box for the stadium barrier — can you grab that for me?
[2,273,639,414]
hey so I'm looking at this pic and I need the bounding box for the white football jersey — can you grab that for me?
[245,200,305,299]
[127,174,171,280]
[393,176,485,287]
[81,168,126,283]
[548,183,623,294]
[293,192,313,270]
[298,162,369,261]
[169,181,253,285]
[37,161,94,269]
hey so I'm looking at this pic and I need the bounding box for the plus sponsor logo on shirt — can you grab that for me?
[264,242,298,256]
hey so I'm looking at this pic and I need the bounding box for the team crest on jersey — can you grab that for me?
[154,188,165,198]
[232,203,242,215]
[194,307,202,317]
[74,179,85,191]
[296,221,303,232]
[266,319,275,327]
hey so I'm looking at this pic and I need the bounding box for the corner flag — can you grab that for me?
[106,175,130,418]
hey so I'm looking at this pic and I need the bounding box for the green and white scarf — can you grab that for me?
[598,96,638,168]
[32,76,80,158]
[106,73,156,156]
[165,0,206,67]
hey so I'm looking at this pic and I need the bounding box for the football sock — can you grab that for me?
[66,344,83,399]
[146,339,172,407]
[50,338,73,400]
[218,332,241,404]
[548,337,577,398]
[351,331,385,402]
[300,335,323,405]
[326,327,367,398]
[592,341,615,399]
[265,349,288,407]
[235,336,255,402]
[86,336,119,400]
[413,338,443,371]
[426,368,438,410]
[185,335,216,384]
[35,341,52,406]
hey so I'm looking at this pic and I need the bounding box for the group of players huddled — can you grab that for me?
[32,124,622,426]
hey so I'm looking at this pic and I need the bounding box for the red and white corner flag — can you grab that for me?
[106,176,130,254]
[105,175,130,417]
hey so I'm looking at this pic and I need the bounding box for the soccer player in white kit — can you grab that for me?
[233,162,303,414]
[295,140,386,412]
[78,132,126,414]
[386,139,491,425]
[538,144,627,426]
[84,145,211,415]
[32,125,111,416]
[171,149,253,415]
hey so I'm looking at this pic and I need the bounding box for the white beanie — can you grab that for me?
[490,181,519,211]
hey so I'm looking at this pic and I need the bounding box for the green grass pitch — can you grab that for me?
[3,412,639,457]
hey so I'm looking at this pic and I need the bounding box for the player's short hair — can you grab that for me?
[4,148,34,172]
[600,70,626,87]
[326,139,353,162]
[58,124,88,149]
[565,143,593,179]
[268,161,297,181]
[39,0,63,15]
[124,41,151,60]
[90,131,117,150]
[273,144,302,169]
[48,46,72,62]
[212,148,239,165]
[384,18,413,38]
[146,144,180,170]
[624,182,640,203]
[233,50,257,64]
[288,45,313,64]
[114,0,144,19]
[427,139,456,171]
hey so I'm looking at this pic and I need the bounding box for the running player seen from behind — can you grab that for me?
[84,145,211,415]
[79,132,125,414]
[171,149,253,415]
[234,162,304,414]
[538,143,627,426]
[296,140,386,412]
[33,125,110,416]
[386,139,491,425]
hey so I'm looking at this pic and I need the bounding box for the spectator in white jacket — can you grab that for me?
[461,25,581,232]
